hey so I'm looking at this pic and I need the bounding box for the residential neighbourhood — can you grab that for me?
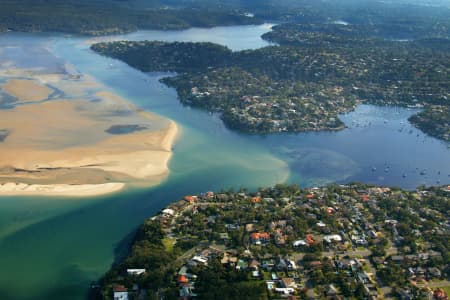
[101,183,449,299]
[92,22,450,137]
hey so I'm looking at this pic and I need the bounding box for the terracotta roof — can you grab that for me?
[306,234,315,245]
[251,232,270,240]
[184,195,196,203]
[178,275,188,283]
[251,196,261,203]
[434,289,449,300]
[113,285,127,292]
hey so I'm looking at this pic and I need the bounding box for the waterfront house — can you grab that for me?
[113,285,128,300]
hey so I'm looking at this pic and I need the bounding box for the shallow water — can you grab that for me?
[0,24,449,300]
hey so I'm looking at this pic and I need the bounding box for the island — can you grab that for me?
[91,22,450,135]
[0,47,178,197]
[96,183,450,299]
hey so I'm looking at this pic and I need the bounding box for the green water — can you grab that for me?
[0,25,449,299]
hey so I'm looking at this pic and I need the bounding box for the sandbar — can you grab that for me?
[2,79,53,102]
[0,67,178,197]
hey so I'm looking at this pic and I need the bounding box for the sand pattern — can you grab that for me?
[0,66,178,197]
[2,79,53,102]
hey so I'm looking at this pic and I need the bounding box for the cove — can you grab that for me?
[0,24,449,300]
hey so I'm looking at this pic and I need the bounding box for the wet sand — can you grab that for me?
[2,79,53,102]
[0,182,125,197]
[0,69,178,197]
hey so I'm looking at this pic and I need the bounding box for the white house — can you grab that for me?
[127,269,146,276]
[275,288,295,295]
[113,285,129,300]
[293,240,308,247]
[191,255,208,265]
[162,208,175,216]
[324,234,342,243]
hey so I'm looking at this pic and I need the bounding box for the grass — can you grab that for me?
[162,237,175,253]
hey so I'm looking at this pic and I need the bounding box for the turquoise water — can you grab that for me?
[0,24,449,300]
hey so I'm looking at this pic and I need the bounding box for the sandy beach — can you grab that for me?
[0,182,125,197]
[0,69,178,197]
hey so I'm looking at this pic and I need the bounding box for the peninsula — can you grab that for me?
[91,26,450,135]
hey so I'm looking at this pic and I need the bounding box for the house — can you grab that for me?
[113,285,129,300]
[178,266,188,275]
[236,259,248,270]
[306,234,315,246]
[221,253,238,266]
[178,275,188,284]
[335,258,353,270]
[249,259,260,270]
[287,260,297,270]
[251,196,261,203]
[245,223,255,232]
[316,221,326,228]
[184,195,197,204]
[204,191,214,198]
[323,234,342,243]
[219,232,230,240]
[276,258,288,271]
[281,278,297,289]
[162,208,175,217]
[428,267,442,279]
[326,284,338,297]
[275,287,295,295]
[363,283,378,298]
[250,232,270,244]
[260,259,275,271]
[252,270,261,278]
[293,240,308,247]
[433,288,449,300]
[191,255,208,265]
[126,269,146,276]
[179,284,196,299]
[391,255,405,264]
[398,288,413,300]
[266,281,275,290]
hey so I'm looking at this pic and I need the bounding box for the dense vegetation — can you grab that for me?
[0,0,260,35]
[98,183,450,299]
[2,0,450,36]
[92,28,450,134]
[409,105,450,141]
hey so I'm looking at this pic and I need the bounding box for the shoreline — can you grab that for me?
[0,120,179,197]
[0,182,125,197]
